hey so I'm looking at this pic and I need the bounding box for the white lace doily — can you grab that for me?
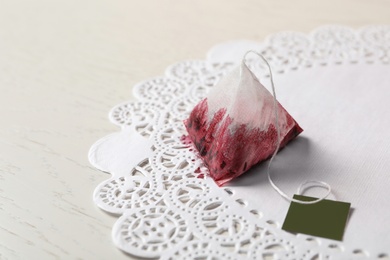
[89,25,390,259]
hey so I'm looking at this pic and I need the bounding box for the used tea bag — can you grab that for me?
[184,56,303,186]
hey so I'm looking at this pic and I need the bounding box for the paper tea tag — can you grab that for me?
[282,194,351,241]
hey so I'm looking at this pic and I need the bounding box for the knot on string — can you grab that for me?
[242,50,331,205]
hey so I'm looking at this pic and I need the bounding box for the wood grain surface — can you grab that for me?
[1,1,389,259]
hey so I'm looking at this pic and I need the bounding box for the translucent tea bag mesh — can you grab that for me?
[184,61,303,185]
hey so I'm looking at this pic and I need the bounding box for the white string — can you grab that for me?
[242,50,331,204]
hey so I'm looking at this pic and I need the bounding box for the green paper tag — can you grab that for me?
[282,194,351,241]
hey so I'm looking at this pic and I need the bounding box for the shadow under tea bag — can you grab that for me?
[184,59,303,186]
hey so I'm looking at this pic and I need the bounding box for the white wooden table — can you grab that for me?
[1,1,389,259]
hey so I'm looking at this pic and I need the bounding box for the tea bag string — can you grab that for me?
[243,50,331,205]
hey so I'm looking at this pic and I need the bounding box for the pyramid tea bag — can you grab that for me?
[184,59,303,186]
